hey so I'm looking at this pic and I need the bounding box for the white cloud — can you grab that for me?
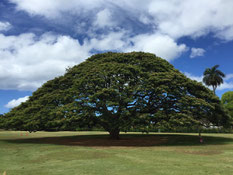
[88,31,128,51]
[88,32,188,61]
[0,31,188,91]
[190,48,205,58]
[93,9,115,28]
[10,0,104,18]
[148,0,233,40]
[218,82,233,90]
[0,33,90,91]
[8,0,233,62]
[5,96,29,108]
[139,14,152,25]
[0,21,11,31]
[3,0,233,92]
[216,27,233,41]
[184,72,203,82]
[219,74,233,90]
[10,0,233,41]
[127,34,188,61]
[225,74,233,81]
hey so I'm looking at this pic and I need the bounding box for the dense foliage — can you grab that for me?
[221,91,233,125]
[1,52,230,138]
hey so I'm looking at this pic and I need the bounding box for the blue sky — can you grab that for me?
[0,0,233,114]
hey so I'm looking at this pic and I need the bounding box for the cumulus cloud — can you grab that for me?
[216,27,233,41]
[190,48,205,58]
[225,74,233,81]
[88,31,128,51]
[0,33,90,91]
[0,30,189,91]
[93,9,115,28]
[2,0,233,92]
[5,96,29,108]
[218,82,233,90]
[10,0,104,18]
[10,0,233,41]
[148,0,233,40]
[126,34,188,61]
[0,21,11,31]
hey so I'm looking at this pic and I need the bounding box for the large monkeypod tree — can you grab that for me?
[1,52,230,139]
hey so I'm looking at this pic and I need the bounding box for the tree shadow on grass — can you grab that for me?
[3,133,233,147]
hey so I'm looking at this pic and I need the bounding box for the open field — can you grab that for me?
[0,131,233,175]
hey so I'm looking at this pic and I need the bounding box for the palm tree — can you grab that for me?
[203,65,225,95]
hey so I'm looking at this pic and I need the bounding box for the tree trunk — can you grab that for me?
[198,126,202,137]
[198,127,203,143]
[212,85,216,95]
[109,129,120,140]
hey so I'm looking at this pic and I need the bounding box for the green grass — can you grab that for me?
[0,131,233,175]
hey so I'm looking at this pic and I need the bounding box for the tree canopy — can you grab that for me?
[221,91,233,119]
[203,65,225,95]
[1,52,230,139]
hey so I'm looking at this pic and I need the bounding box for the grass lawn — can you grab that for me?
[0,131,233,175]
